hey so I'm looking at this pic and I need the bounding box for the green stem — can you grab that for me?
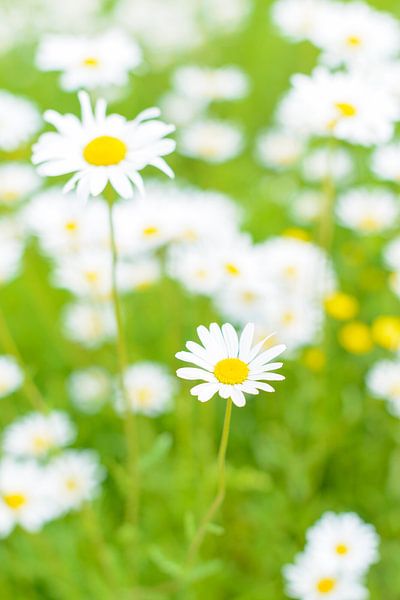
[106,196,140,528]
[0,306,46,412]
[318,141,336,251]
[186,399,233,567]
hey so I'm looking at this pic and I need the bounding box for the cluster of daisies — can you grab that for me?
[284,512,379,600]
[0,403,103,537]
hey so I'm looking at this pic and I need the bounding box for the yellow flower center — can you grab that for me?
[195,269,208,280]
[1,190,19,203]
[335,102,357,118]
[3,493,27,510]
[225,262,240,276]
[33,435,52,452]
[65,220,78,233]
[241,291,256,303]
[346,35,362,46]
[85,271,100,284]
[390,383,400,398]
[282,311,294,325]
[316,578,336,594]
[142,226,159,237]
[284,265,297,279]
[336,543,349,555]
[136,387,153,406]
[82,57,99,68]
[214,358,249,385]
[359,216,379,232]
[65,478,79,492]
[83,136,127,166]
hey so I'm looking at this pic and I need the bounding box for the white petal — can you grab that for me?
[190,382,219,402]
[109,172,134,199]
[222,323,239,358]
[231,388,246,407]
[175,351,213,371]
[176,367,215,382]
[219,384,232,399]
[238,323,255,361]
[253,382,275,393]
[250,373,285,381]
[249,344,287,369]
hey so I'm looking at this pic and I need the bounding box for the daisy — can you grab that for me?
[277,68,398,146]
[32,91,176,201]
[167,244,224,296]
[0,91,41,152]
[384,237,400,272]
[0,356,23,399]
[336,188,399,235]
[372,142,400,183]
[62,300,116,348]
[306,512,379,576]
[68,367,111,414]
[172,65,249,105]
[179,118,243,163]
[117,362,176,416]
[200,0,251,33]
[52,249,112,299]
[36,30,142,92]
[46,450,104,516]
[272,0,333,43]
[116,256,161,292]
[0,233,24,287]
[2,411,76,459]
[176,322,286,407]
[291,190,323,225]
[302,148,353,183]
[0,458,55,536]
[367,359,400,416]
[0,163,41,207]
[256,128,305,170]
[284,552,368,600]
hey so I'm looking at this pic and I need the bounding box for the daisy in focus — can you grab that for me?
[176,322,286,407]
[32,91,176,201]
[36,30,142,92]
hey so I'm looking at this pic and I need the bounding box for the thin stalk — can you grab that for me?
[0,306,46,412]
[318,140,336,251]
[106,197,139,528]
[186,399,233,567]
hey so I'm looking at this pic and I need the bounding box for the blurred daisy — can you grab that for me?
[0,459,55,536]
[367,359,400,417]
[336,189,399,235]
[384,237,400,272]
[0,356,23,399]
[176,322,286,407]
[0,228,24,286]
[172,65,249,105]
[256,129,305,170]
[0,163,41,207]
[0,91,41,152]
[284,552,368,600]
[306,512,379,576]
[201,0,251,33]
[118,362,175,417]
[278,68,398,146]
[32,91,175,201]
[47,450,104,515]
[291,190,323,225]
[117,256,161,292]
[68,367,111,414]
[62,301,116,348]
[310,2,400,68]
[372,142,400,183]
[302,148,353,183]
[36,30,142,92]
[179,119,243,163]
[167,244,223,296]
[2,411,76,459]
[53,250,112,299]
[272,0,332,43]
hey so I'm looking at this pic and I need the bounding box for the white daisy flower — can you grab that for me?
[0,230,24,287]
[336,188,399,235]
[201,0,251,33]
[68,367,111,414]
[0,163,41,207]
[172,65,249,105]
[0,91,41,152]
[2,411,76,459]
[384,237,400,272]
[215,279,275,326]
[272,0,332,43]
[310,2,400,69]
[256,128,305,170]
[302,148,353,183]
[159,91,205,127]
[46,450,105,516]
[52,249,112,299]
[62,301,116,348]
[116,256,161,292]
[0,356,23,399]
[372,142,400,183]
[284,551,368,600]
[0,458,56,536]
[179,118,243,163]
[32,91,176,201]
[291,190,323,225]
[36,30,142,92]
[367,359,400,417]
[277,68,398,146]
[176,322,286,408]
[117,362,176,416]
[306,512,379,576]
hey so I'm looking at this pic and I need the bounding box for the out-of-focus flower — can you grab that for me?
[371,316,400,352]
[172,65,249,105]
[36,30,142,92]
[52,250,112,299]
[68,367,111,414]
[336,189,399,235]
[32,91,175,201]
[306,512,379,576]
[324,292,359,321]
[179,119,243,163]
[272,0,333,43]
[256,129,305,170]
[0,91,41,152]
[0,164,41,207]
[0,219,25,286]
[117,362,175,416]
[338,322,373,354]
[291,190,323,225]
[176,322,285,407]
[302,148,353,183]
[0,356,23,399]
[372,142,400,183]
[46,450,104,515]
[367,359,400,417]
[2,411,76,459]
[62,301,116,348]
[277,68,398,146]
